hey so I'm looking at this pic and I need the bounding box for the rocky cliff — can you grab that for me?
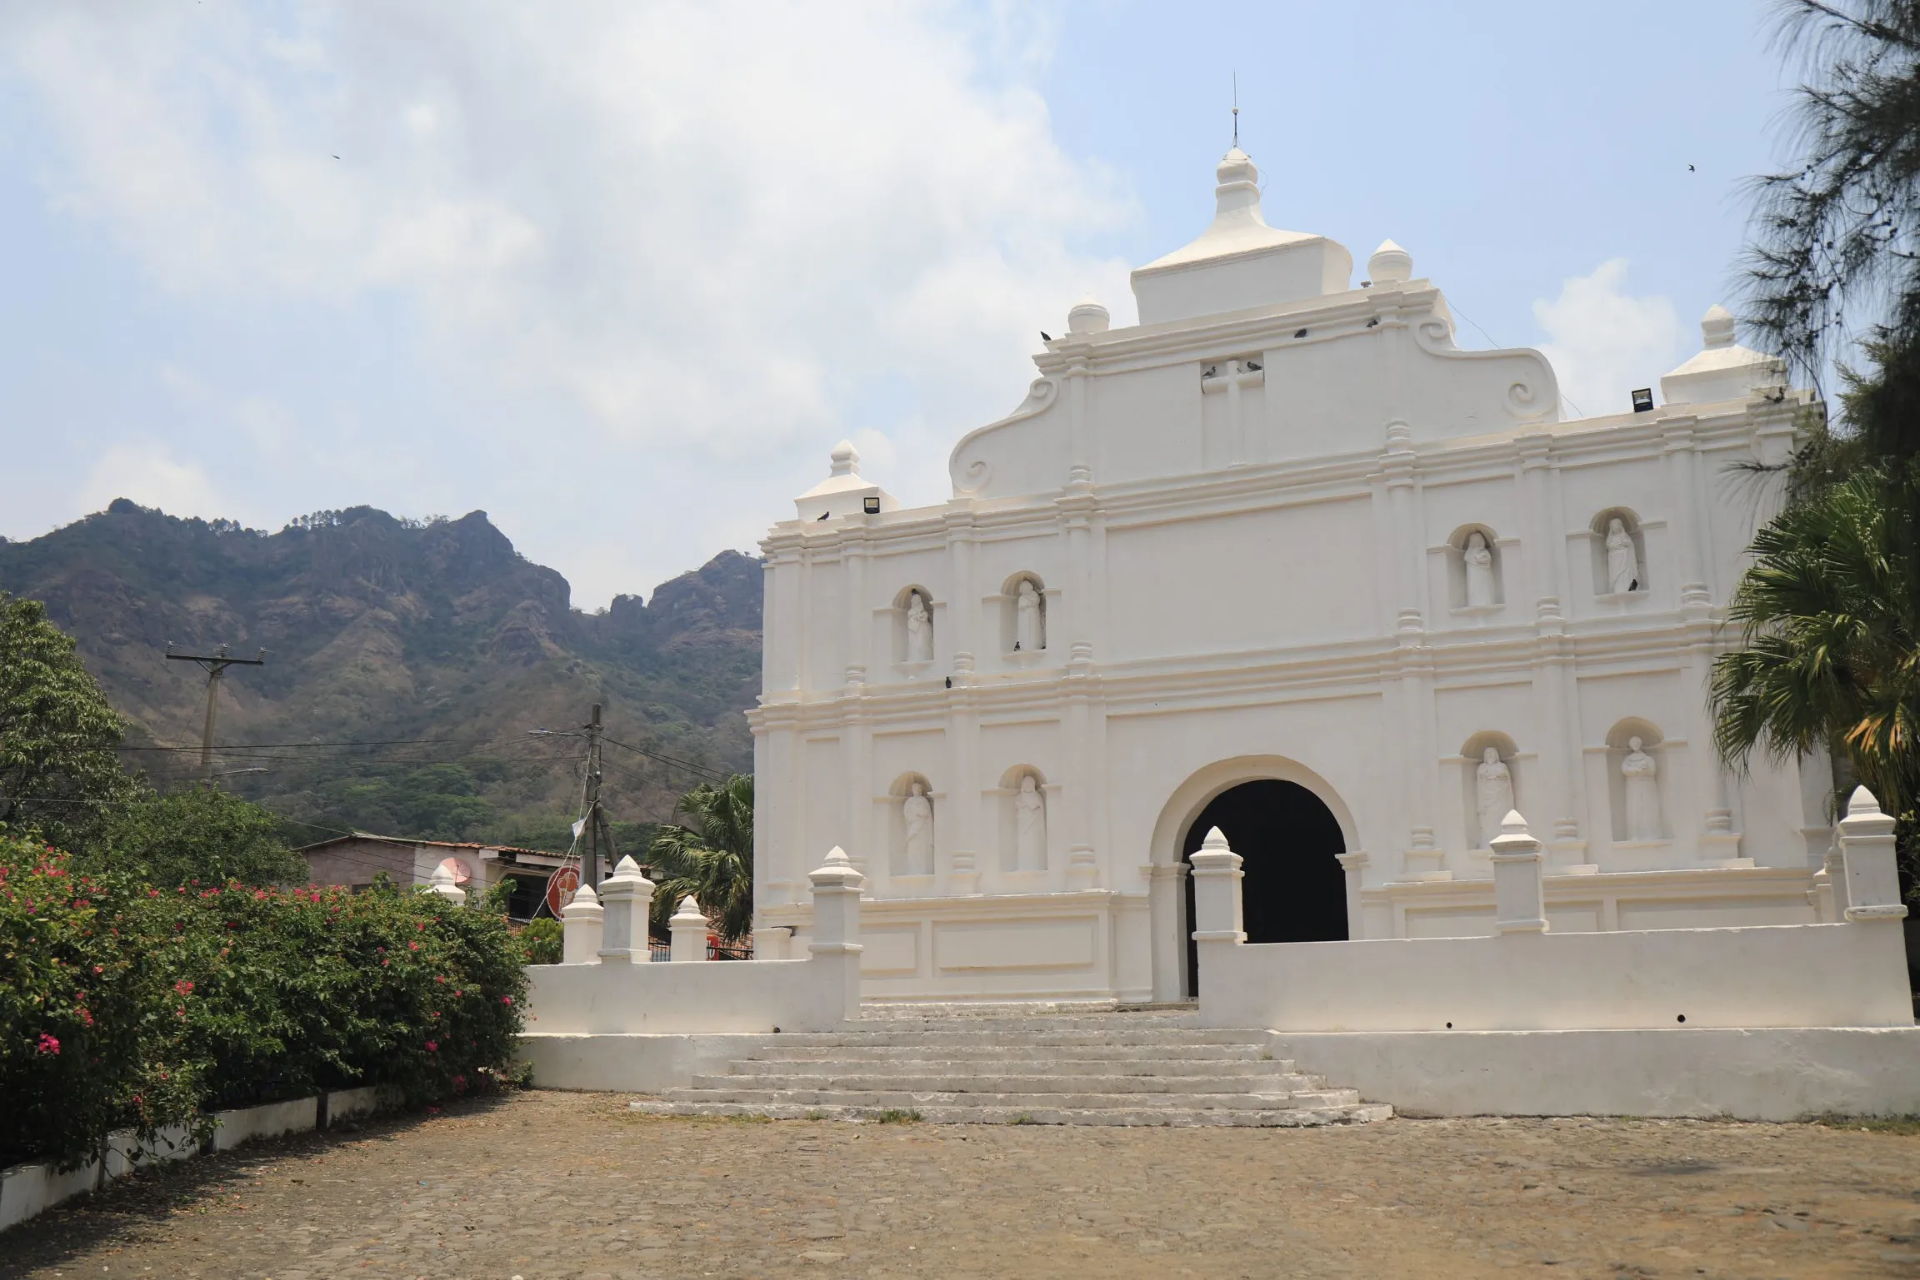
[0,501,763,847]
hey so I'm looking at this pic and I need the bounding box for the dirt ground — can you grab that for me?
[3,1090,1919,1279]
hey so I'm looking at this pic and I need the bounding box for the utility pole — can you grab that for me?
[166,644,266,786]
[583,703,604,889]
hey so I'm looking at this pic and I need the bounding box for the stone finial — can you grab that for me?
[1067,297,1110,335]
[1489,810,1542,859]
[561,880,601,916]
[1215,146,1259,200]
[1700,303,1736,350]
[670,894,703,923]
[828,439,858,477]
[1846,785,1885,819]
[1368,239,1413,285]
[809,844,867,892]
[1200,826,1231,853]
[427,862,466,904]
[610,854,652,884]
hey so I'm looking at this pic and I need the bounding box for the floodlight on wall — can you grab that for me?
[863,496,881,514]
[1631,388,1654,413]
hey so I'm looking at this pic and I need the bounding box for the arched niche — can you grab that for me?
[1590,508,1649,598]
[1604,717,1667,844]
[892,585,936,668]
[1447,524,1504,610]
[994,764,1051,873]
[998,572,1048,655]
[887,772,936,876]
[1458,730,1521,850]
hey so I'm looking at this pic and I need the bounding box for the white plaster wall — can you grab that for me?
[1200,921,1913,1032]
[1270,1027,1920,1121]
[519,1032,783,1093]
[527,958,842,1036]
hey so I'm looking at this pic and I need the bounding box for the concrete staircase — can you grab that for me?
[625,1007,1391,1127]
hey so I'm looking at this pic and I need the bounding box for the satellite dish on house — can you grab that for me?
[436,856,473,885]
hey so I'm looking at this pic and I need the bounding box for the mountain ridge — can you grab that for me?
[0,500,764,848]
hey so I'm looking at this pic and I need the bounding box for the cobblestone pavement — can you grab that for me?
[4,1090,1919,1279]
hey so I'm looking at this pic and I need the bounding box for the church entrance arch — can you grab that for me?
[1148,757,1355,1001]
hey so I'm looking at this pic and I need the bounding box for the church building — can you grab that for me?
[751,146,1825,1005]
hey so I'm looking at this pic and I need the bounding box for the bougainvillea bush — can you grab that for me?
[0,836,527,1170]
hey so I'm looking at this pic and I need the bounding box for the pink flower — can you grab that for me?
[409,942,420,951]
[425,1040,438,1052]
[426,1104,440,1114]
[174,980,195,996]
[501,996,513,1006]
[35,1033,59,1055]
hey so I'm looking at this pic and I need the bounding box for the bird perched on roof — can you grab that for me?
[1039,331,1052,342]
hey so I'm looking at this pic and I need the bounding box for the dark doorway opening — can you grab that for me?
[1182,779,1347,997]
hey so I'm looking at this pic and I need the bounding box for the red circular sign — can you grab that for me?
[544,865,580,917]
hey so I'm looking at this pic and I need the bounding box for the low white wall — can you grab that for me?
[324,1086,385,1124]
[519,1032,782,1092]
[104,1124,195,1179]
[526,957,843,1036]
[1201,921,1914,1032]
[1272,1026,1920,1121]
[211,1096,318,1152]
[0,1157,99,1233]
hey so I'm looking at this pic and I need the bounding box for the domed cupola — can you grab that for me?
[1129,146,1352,326]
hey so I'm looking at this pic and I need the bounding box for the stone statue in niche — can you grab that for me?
[1605,518,1640,594]
[1014,774,1046,871]
[903,781,934,874]
[1015,580,1044,651]
[1621,737,1660,840]
[906,592,933,663]
[1474,746,1513,848]
[1464,532,1496,607]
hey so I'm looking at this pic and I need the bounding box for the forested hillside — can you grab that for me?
[0,500,761,851]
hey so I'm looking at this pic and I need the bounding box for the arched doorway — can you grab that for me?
[1181,779,1347,996]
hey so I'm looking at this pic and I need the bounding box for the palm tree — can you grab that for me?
[1711,467,1920,828]
[647,773,754,944]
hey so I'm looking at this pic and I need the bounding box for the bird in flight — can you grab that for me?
[1687,164,1695,171]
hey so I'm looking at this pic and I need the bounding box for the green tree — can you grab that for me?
[1746,0,1920,469]
[1711,468,1920,830]
[0,594,131,851]
[647,773,753,943]
[95,786,309,888]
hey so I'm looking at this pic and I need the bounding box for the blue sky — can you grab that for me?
[0,1,1796,606]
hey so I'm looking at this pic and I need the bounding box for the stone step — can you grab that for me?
[627,1099,1393,1128]
[690,1071,1326,1094]
[726,1056,1298,1077]
[656,1086,1364,1110]
[849,1014,1200,1031]
[743,1041,1275,1063]
[760,1027,1268,1048]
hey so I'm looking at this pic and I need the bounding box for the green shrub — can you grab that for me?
[516,916,564,965]
[0,838,200,1170]
[0,837,528,1169]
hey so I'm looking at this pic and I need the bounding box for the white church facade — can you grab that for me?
[750,146,1827,1005]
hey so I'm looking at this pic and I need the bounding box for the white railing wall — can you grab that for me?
[529,848,864,1036]
[1196,791,1914,1034]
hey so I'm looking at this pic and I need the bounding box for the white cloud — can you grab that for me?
[0,2,1136,603]
[75,440,229,523]
[1533,259,1681,419]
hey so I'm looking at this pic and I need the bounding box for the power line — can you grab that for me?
[600,735,728,781]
